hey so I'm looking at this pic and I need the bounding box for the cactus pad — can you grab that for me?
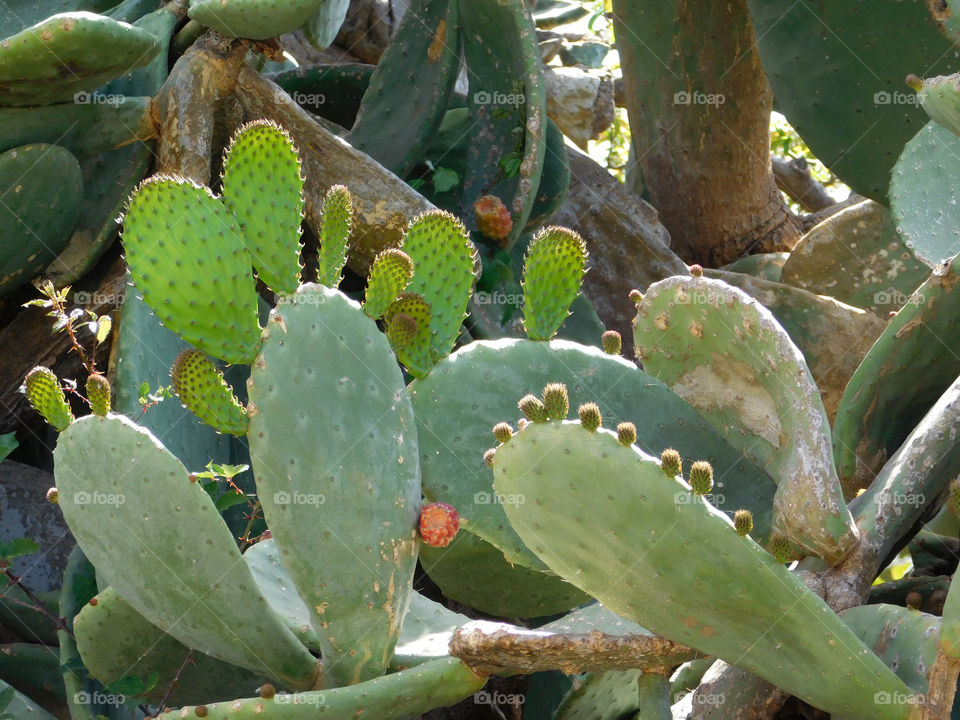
[890,120,960,266]
[522,227,588,341]
[24,367,73,431]
[0,12,160,106]
[170,349,248,436]
[492,419,917,719]
[53,414,320,689]
[410,338,778,572]
[246,284,420,687]
[121,176,262,365]
[316,184,352,289]
[385,292,434,378]
[188,0,328,40]
[220,120,304,295]
[0,143,83,296]
[84,374,110,417]
[363,248,414,319]
[401,209,476,364]
[633,275,857,563]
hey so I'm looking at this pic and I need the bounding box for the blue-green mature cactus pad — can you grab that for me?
[0,12,160,106]
[493,418,919,720]
[0,143,82,296]
[247,284,420,687]
[411,338,777,571]
[890,121,960,267]
[53,414,321,690]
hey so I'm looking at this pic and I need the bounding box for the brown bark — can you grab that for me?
[612,0,801,266]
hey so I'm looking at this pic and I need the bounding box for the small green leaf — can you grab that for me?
[432,167,460,193]
[408,178,426,190]
[500,152,522,178]
[95,316,112,345]
[215,490,248,512]
[0,433,17,461]
[208,463,248,479]
[0,538,39,562]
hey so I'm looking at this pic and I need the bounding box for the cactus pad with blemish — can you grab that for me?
[633,275,857,563]
[246,284,420,687]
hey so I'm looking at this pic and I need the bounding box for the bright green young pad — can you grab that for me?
[418,528,591,618]
[24,367,73,432]
[53,414,320,690]
[410,338,777,571]
[189,0,327,40]
[833,252,960,492]
[634,275,857,563]
[247,284,420,687]
[316,184,352,288]
[916,73,960,139]
[493,420,917,720]
[363,248,414,319]
[175,657,487,720]
[385,292,434,378]
[121,176,262,365]
[74,586,271,706]
[890,121,960,267]
[221,121,304,296]
[839,604,939,704]
[0,143,82,296]
[0,12,160,106]
[171,349,248,436]
[522,226,588,341]
[401,209,477,364]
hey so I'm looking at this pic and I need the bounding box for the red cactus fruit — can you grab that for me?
[419,502,460,547]
[474,195,513,242]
